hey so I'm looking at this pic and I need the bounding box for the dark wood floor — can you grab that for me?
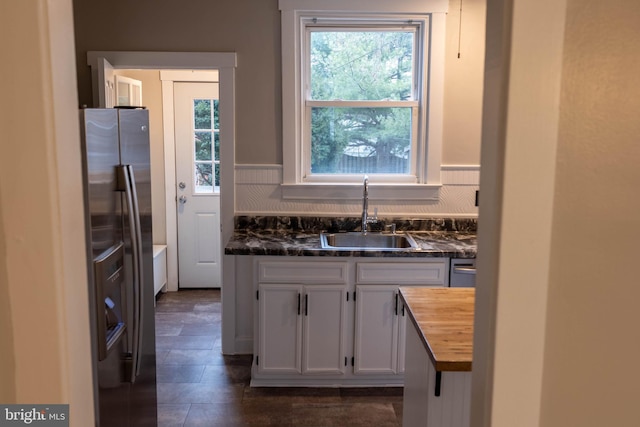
[155,289,403,426]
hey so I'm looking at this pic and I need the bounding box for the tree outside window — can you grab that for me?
[308,29,416,175]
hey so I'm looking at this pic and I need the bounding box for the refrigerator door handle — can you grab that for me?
[118,164,145,383]
[128,165,145,381]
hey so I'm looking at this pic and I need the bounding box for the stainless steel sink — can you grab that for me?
[320,232,418,251]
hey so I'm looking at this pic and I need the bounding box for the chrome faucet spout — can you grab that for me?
[361,175,378,234]
[362,175,369,234]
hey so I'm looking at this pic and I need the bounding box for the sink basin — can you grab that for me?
[320,232,418,251]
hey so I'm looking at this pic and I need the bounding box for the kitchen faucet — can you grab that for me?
[361,175,378,234]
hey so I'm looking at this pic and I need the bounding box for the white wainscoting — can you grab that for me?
[235,164,480,217]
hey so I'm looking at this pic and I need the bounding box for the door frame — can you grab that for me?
[169,77,223,288]
[87,51,237,351]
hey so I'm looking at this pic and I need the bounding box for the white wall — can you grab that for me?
[0,0,95,424]
[473,0,640,426]
[472,0,567,424]
[540,0,640,425]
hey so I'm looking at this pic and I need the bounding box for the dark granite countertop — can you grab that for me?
[224,216,477,258]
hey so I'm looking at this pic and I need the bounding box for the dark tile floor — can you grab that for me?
[155,289,404,426]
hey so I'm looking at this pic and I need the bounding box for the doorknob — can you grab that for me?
[179,196,187,204]
[178,182,186,189]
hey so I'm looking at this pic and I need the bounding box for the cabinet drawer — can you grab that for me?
[356,261,447,285]
[258,261,348,284]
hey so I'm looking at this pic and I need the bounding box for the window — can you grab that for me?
[115,75,142,107]
[307,26,417,177]
[280,0,448,199]
[193,98,220,193]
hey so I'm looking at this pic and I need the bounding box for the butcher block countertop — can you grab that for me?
[399,287,475,372]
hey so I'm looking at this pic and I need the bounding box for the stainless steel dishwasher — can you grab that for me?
[449,258,477,287]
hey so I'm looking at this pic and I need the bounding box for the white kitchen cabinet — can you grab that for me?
[354,261,447,376]
[254,261,349,382]
[257,284,348,375]
[153,244,167,298]
[257,283,302,374]
[301,285,348,374]
[252,257,447,386]
[354,285,401,375]
[355,292,409,374]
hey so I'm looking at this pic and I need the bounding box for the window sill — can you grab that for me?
[280,183,441,201]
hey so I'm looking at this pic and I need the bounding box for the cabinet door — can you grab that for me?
[302,285,347,375]
[257,284,302,374]
[354,285,400,375]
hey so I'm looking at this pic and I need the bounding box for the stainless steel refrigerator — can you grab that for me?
[80,108,157,426]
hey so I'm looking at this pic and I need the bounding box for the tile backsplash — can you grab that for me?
[235,164,480,217]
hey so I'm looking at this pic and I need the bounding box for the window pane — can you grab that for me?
[213,100,219,129]
[311,107,411,174]
[213,132,220,162]
[214,162,220,188]
[195,132,212,161]
[194,99,212,129]
[195,162,213,193]
[310,31,414,101]
[117,82,130,106]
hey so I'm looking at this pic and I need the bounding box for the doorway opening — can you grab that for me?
[87,51,237,351]
[172,79,222,288]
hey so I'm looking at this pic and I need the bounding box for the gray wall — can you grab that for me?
[73,0,485,167]
[73,0,282,165]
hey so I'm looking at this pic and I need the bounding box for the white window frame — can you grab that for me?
[303,22,421,184]
[279,0,448,200]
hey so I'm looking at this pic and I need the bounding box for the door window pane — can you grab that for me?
[213,100,219,128]
[214,133,220,165]
[194,99,212,129]
[195,132,212,161]
[193,98,219,193]
[195,163,213,193]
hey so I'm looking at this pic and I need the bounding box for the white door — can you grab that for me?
[258,284,303,374]
[302,285,347,375]
[174,82,222,288]
[353,285,400,375]
[96,57,115,107]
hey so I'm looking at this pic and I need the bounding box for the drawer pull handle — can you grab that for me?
[453,266,476,275]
